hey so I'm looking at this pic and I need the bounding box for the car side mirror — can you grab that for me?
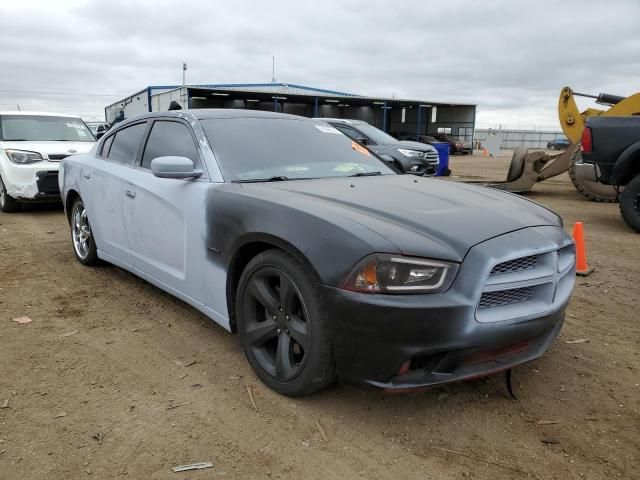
[355,136,368,145]
[150,156,203,179]
[96,132,105,139]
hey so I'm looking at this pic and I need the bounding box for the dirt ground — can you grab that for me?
[1,153,638,480]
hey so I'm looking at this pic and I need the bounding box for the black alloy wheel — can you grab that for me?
[236,250,335,396]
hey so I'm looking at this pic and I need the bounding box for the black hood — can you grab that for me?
[228,175,561,262]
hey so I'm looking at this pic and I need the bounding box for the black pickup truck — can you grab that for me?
[580,116,640,232]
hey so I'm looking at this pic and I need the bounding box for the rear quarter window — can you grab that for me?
[100,135,114,157]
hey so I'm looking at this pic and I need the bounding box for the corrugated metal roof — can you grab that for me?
[146,83,360,98]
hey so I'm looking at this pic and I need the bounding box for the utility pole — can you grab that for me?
[181,62,187,108]
[271,56,276,83]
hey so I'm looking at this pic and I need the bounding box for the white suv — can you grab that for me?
[0,112,95,212]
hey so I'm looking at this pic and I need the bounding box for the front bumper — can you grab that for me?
[406,160,438,176]
[321,226,575,390]
[0,161,60,201]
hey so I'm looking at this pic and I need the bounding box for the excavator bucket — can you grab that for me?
[486,146,619,202]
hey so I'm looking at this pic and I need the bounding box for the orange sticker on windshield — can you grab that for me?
[351,141,370,156]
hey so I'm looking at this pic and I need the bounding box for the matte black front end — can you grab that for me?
[320,226,575,390]
[322,285,565,390]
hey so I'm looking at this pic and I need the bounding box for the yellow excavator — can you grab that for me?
[493,86,640,202]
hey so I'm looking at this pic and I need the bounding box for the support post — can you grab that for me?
[382,100,387,132]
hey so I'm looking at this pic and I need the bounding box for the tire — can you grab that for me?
[506,148,527,183]
[619,175,640,233]
[236,249,335,396]
[568,149,619,203]
[70,197,98,265]
[0,175,21,213]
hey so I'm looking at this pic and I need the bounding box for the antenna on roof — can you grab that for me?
[182,62,187,86]
[271,56,276,83]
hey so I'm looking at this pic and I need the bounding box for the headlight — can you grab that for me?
[341,254,456,293]
[5,149,43,165]
[397,149,423,158]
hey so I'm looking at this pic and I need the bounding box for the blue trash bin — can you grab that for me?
[432,142,451,177]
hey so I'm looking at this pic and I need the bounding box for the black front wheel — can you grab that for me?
[236,250,335,396]
[619,175,640,233]
[0,176,20,213]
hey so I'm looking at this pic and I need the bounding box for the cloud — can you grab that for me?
[1,0,638,128]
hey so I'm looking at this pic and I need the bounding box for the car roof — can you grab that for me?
[120,109,315,124]
[0,111,83,118]
[112,109,323,131]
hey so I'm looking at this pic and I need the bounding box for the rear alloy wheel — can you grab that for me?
[0,176,21,213]
[70,197,98,265]
[236,250,335,396]
[619,175,640,233]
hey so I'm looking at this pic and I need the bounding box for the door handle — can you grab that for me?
[125,188,136,198]
[82,172,91,179]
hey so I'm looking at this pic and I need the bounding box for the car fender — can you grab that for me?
[205,187,400,287]
[610,141,640,185]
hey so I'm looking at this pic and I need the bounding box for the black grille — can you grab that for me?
[490,255,537,275]
[479,287,534,309]
[48,154,70,161]
[35,171,60,195]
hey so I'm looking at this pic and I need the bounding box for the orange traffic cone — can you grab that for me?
[572,222,594,276]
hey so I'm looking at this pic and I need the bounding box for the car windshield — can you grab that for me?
[350,123,399,145]
[201,117,396,181]
[0,115,95,142]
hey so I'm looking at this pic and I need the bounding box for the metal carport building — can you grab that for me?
[105,83,476,143]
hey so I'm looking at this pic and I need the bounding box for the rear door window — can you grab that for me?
[141,121,200,170]
[107,123,147,165]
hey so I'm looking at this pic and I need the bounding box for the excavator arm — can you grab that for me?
[558,87,640,144]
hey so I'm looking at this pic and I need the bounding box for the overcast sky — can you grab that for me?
[1,0,638,129]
